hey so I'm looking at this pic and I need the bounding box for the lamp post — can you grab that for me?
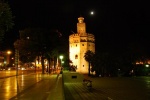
[15,49,19,76]
[59,55,63,72]
[6,50,11,65]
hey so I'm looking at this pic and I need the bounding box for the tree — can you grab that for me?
[45,49,58,73]
[91,51,120,77]
[14,28,63,74]
[0,1,14,50]
[84,50,95,76]
[91,53,101,76]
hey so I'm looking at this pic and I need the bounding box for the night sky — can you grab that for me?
[4,0,150,55]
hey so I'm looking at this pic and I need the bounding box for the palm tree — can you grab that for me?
[45,49,58,73]
[84,50,94,76]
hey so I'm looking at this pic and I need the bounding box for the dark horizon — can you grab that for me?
[3,0,150,56]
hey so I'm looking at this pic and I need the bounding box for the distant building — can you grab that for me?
[0,51,12,69]
[69,17,95,74]
[0,53,4,68]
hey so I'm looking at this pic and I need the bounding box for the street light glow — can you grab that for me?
[59,55,64,71]
[59,55,63,60]
[145,64,149,67]
[7,51,11,55]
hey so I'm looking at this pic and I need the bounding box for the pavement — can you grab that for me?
[63,71,109,100]
[47,73,65,100]
[63,71,150,100]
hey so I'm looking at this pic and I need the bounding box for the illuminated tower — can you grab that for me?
[69,17,95,74]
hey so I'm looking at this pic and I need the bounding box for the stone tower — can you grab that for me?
[69,16,95,74]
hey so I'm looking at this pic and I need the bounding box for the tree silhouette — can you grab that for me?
[84,50,94,76]
[0,1,14,50]
[14,28,63,74]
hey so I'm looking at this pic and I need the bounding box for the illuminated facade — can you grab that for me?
[69,17,95,74]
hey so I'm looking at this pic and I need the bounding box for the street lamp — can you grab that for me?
[6,50,11,65]
[59,55,63,72]
[145,64,149,68]
[7,51,11,55]
[15,49,19,76]
[59,55,63,66]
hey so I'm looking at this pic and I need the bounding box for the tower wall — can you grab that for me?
[69,17,95,74]
[69,34,81,72]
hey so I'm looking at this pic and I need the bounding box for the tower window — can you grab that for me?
[82,44,84,46]
[75,54,78,59]
[83,65,84,67]
[76,44,77,47]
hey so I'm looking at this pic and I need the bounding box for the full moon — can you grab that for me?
[90,11,94,15]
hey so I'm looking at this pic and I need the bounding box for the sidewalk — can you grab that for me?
[47,74,65,100]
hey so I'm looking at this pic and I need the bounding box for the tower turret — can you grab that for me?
[77,17,86,36]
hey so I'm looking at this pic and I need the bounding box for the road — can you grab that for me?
[0,72,64,100]
[0,70,40,78]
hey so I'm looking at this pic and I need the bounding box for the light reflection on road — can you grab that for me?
[35,74,42,82]
[0,73,43,100]
[0,77,17,99]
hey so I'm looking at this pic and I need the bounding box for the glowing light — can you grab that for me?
[90,11,94,15]
[7,50,11,55]
[145,64,149,67]
[59,55,63,60]
[62,61,64,64]
[59,55,64,68]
